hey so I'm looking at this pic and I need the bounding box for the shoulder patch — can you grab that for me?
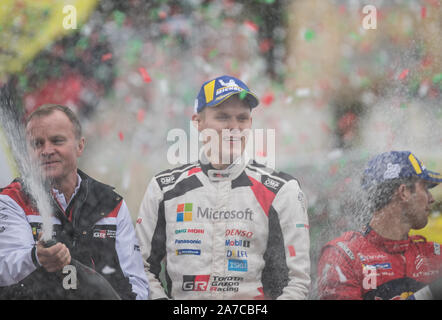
[157,175,177,187]
[155,163,199,190]
[261,176,283,193]
[262,176,280,188]
[336,241,355,260]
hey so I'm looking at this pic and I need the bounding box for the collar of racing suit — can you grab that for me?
[363,225,427,254]
[199,152,250,182]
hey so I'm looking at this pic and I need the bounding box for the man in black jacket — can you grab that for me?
[0,104,149,299]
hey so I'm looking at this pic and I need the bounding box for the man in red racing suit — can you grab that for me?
[317,151,442,300]
[318,226,442,300]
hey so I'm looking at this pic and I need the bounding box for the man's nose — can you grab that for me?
[41,143,54,156]
[226,117,242,130]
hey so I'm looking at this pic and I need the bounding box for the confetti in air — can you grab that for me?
[138,67,152,83]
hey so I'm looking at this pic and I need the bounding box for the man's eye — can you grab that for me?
[31,141,42,148]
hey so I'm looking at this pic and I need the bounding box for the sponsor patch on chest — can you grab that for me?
[93,228,116,239]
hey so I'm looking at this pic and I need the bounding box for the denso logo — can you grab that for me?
[225,229,253,238]
[197,207,254,221]
[182,275,210,291]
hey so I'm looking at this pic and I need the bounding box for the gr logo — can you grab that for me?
[182,275,210,291]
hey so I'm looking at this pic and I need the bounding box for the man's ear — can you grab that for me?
[77,137,85,157]
[192,113,201,132]
[397,184,412,202]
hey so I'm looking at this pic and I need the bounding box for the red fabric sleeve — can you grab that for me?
[317,246,363,300]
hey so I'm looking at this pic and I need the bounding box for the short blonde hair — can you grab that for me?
[26,104,82,139]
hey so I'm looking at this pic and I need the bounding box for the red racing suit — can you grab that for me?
[317,227,442,300]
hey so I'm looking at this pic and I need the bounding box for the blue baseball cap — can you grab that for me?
[361,151,442,190]
[194,75,259,113]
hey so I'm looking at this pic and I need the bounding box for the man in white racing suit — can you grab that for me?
[136,75,310,299]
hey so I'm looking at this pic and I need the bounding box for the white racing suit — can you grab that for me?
[136,156,310,299]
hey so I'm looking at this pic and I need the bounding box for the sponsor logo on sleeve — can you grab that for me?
[337,241,355,260]
[288,245,296,257]
[298,191,307,212]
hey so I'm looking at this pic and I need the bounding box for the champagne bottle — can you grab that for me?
[44,239,121,300]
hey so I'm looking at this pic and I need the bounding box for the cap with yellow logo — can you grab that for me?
[194,75,259,113]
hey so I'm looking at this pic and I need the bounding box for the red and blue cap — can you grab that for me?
[194,75,259,113]
[361,151,442,190]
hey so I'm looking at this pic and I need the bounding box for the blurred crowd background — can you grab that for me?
[1,0,441,298]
